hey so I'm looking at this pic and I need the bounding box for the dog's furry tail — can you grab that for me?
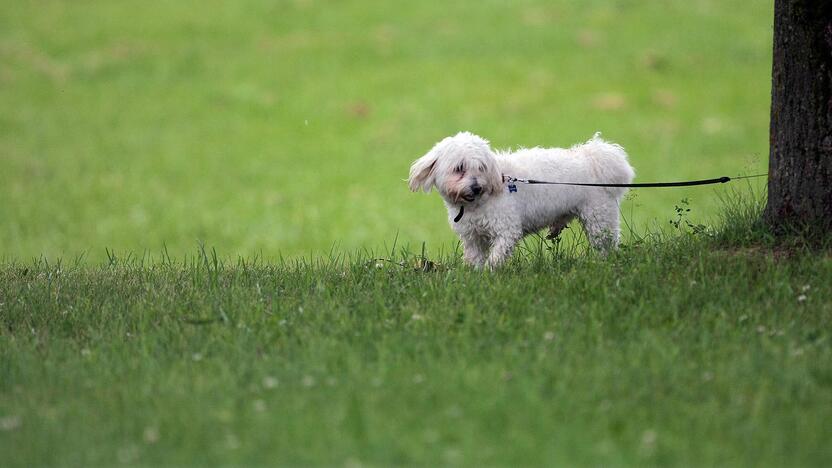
[577,132,636,193]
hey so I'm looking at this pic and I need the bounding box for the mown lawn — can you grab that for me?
[6,1,826,466]
[2,215,831,465]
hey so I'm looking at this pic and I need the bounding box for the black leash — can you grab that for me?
[453,173,767,222]
[502,173,767,188]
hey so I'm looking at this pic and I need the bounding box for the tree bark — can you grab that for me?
[765,0,832,235]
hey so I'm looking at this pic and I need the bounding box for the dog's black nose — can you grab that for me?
[471,184,482,195]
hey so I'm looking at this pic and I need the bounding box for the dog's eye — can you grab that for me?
[454,164,464,174]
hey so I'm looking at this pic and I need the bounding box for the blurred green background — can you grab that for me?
[0,0,772,260]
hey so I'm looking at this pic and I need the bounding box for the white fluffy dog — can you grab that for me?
[409,132,635,268]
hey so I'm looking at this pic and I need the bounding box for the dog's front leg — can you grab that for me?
[485,233,520,269]
[462,236,487,268]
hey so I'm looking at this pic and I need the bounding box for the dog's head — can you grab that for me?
[408,132,503,205]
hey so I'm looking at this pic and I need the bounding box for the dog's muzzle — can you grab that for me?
[459,183,482,203]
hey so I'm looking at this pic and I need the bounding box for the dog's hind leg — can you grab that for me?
[546,214,575,240]
[578,201,620,253]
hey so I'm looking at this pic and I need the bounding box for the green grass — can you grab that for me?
[6,1,825,466]
[2,203,832,466]
[0,0,772,260]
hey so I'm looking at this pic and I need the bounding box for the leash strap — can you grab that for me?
[502,173,766,188]
[454,173,767,223]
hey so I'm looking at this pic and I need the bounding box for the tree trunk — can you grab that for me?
[765,0,832,235]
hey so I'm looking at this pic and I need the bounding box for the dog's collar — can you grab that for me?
[453,205,464,223]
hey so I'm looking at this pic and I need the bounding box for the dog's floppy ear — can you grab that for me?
[485,163,504,195]
[408,148,439,192]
